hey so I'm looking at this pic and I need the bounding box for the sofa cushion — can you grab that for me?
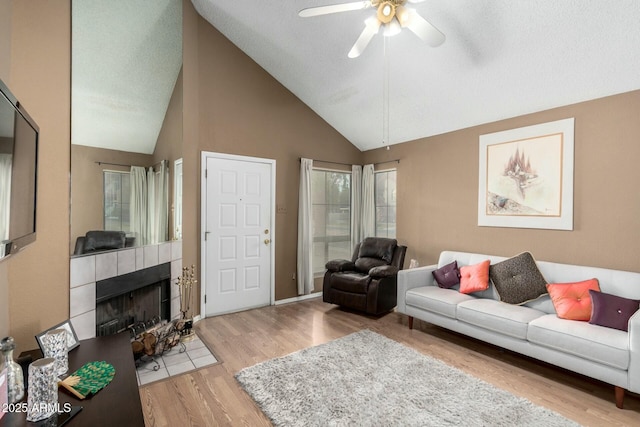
[355,257,387,273]
[528,314,629,370]
[432,261,461,289]
[489,252,548,305]
[328,272,371,294]
[457,299,545,340]
[547,279,600,321]
[405,287,474,319]
[459,260,490,294]
[358,237,397,263]
[589,290,640,332]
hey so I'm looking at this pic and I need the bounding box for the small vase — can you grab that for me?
[0,336,25,404]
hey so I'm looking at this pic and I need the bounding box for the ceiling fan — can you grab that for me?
[299,0,445,58]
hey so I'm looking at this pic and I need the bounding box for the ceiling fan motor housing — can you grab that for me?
[374,0,407,24]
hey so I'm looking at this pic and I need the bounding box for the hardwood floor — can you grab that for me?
[139,298,640,426]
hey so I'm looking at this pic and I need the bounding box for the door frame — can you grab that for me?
[200,151,276,318]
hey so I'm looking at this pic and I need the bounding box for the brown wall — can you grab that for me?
[0,0,12,339]
[363,90,640,272]
[70,145,154,253]
[4,0,71,353]
[152,67,183,241]
[181,5,362,309]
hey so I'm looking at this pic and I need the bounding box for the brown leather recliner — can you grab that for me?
[323,237,407,315]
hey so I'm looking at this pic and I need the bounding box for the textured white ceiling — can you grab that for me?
[72,0,182,154]
[192,0,640,152]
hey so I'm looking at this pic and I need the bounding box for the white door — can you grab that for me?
[202,153,274,316]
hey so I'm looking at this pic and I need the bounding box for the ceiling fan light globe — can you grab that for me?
[383,19,401,37]
[395,5,411,27]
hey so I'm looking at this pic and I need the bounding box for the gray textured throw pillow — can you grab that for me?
[489,252,548,305]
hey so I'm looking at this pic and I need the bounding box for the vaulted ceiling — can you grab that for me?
[71,1,640,154]
[192,0,640,151]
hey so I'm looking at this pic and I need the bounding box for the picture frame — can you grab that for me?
[478,118,574,230]
[35,320,80,353]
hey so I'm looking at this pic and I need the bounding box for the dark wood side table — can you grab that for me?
[1,332,144,426]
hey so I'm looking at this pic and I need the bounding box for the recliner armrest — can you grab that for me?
[369,265,398,279]
[325,259,356,272]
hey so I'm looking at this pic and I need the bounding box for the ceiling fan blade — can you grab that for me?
[299,1,371,18]
[348,18,381,58]
[404,10,445,47]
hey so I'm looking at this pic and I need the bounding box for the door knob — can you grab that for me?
[264,239,271,245]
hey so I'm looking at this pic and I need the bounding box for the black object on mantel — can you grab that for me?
[3,332,144,427]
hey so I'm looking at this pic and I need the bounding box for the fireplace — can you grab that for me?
[95,263,171,337]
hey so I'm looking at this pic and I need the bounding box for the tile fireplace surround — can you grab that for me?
[70,241,183,340]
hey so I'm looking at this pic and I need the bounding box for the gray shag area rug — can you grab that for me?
[235,330,581,427]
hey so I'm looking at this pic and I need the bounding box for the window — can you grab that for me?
[375,169,396,238]
[103,170,130,232]
[311,170,351,274]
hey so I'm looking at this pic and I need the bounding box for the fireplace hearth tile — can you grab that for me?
[70,282,96,318]
[135,247,144,270]
[96,252,118,281]
[70,255,96,288]
[162,350,190,367]
[159,243,171,264]
[187,346,213,360]
[143,245,159,268]
[117,249,136,276]
[138,367,169,385]
[171,241,182,260]
[135,335,219,386]
[192,355,217,369]
[166,360,194,376]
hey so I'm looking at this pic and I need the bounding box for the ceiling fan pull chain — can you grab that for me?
[383,35,390,147]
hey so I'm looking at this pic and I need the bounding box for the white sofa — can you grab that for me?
[397,250,640,408]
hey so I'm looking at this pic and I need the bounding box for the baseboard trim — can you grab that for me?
[275,292,323,306]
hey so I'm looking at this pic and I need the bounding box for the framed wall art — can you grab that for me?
[478,118,574,230]
[35,319,80,353]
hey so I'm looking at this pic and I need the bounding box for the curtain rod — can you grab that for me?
[300,158,400,167]
[95,160,166,168]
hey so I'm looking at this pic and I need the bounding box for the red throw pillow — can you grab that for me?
[459,260,490,294]
[546,279,601,321]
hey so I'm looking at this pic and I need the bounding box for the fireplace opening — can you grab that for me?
[95,263,171,337]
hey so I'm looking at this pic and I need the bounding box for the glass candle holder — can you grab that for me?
[42,329,68,376]
[26,358,58,422]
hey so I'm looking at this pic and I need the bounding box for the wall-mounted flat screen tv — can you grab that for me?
[0,77,39,260]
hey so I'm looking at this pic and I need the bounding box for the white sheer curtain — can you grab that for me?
[297,158,314,295]
[0,154,12,242]
[361,164,376,239]
[130,166,148,245]
[154,160,169,244]
[350,164,363,251]
[146,167,157,244]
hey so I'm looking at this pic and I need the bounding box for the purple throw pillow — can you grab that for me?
[589,290,640,332]
[432,261,461,289]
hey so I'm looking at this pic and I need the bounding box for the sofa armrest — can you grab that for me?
[397,264,438,314]
[369,265,398,279]
[628,309,640,393]
[325,259,356,272]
